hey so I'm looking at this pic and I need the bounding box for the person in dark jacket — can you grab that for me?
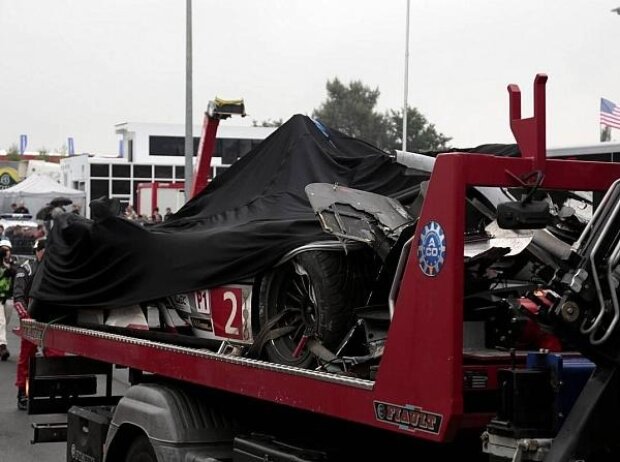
[13,238,62,410]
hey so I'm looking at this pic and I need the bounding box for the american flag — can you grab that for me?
[601,98,620,129]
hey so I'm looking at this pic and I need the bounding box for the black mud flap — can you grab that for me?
[66,406,115,462]
[233,434,329,461]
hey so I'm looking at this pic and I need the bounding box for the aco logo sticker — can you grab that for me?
[417,221,446,277]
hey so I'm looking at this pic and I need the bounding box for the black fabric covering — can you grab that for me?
[32,115,415,309]
[423,143,520,158]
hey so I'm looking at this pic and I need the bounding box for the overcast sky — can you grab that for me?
[1,0,619,154]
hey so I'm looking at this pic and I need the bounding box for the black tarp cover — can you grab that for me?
[422,143,520,157]
[32,115,416,309]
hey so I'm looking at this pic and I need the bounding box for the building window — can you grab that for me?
[90,164,109,177]
[214,166,229,177]
[112,180,131,195]
[175,166,185,180]
[217,138,261,164]
[149,136,199,156]
[148,135,262,159]
[91,180,109,199]
[154,166,173,179]
[128,139,134,162]
[112,164,131,178]
[238,139,253,157]
[220,139,240,164]
[133,165,152,178]
[214,139,224,158]
[119,200,130,213]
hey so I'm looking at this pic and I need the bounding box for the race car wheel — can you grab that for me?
[257,250,365,368]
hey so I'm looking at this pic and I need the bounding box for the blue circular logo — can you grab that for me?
[417,221,446,277]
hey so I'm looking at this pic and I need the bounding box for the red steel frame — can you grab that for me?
[190,114,219,198]
[23,75,620,443]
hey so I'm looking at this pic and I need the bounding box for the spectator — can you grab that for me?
[0,239,15,362]
[34,224,45,239]
[71,203,81,215]
[51,204,66,218]
[14,202,29,214]
[13,238,62,410]
[151,207,163,223]
[0,225,5,238]
[164,207,173,221]
[124,204,138,220]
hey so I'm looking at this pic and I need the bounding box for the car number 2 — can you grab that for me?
[210,287,244,340]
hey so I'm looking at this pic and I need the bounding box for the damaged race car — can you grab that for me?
[31,115,590,377]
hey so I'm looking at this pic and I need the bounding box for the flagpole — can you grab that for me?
[184,0,193,202]
[402,0,411,153]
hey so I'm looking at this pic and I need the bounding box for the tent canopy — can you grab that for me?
[0,174,86,216]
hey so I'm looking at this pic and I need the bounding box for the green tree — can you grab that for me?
[6,144,21,161]
[37,147,49,161]
[386,107,451,152]
[312,78,391,148]
[313,78,449,152]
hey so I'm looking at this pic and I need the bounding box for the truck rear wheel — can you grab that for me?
[125,434,157,462]
[257,250,365,368]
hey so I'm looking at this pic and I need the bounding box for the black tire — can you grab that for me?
[0,172,12,187]
[258,250,368,368]
[125,434,157,462]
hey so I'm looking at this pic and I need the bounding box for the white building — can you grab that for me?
[60,123,276,218]
[547,142,620,160]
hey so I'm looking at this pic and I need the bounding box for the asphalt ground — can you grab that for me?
[0,309,65,460]
[0,308,129,461]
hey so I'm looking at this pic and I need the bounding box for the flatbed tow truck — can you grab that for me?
[19,75,620,461]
